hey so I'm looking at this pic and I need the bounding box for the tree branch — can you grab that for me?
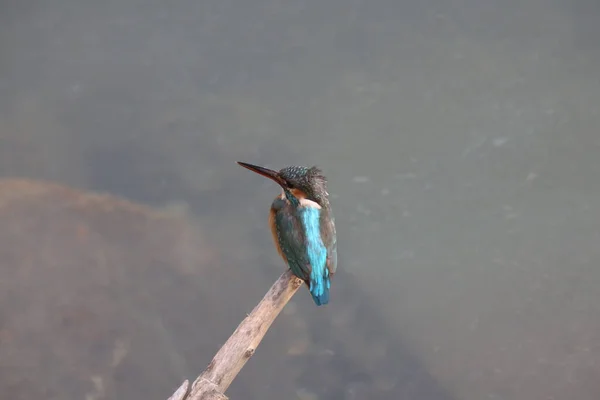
[167,269,304,400]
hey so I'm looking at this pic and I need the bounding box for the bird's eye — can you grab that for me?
[286,181,295,189]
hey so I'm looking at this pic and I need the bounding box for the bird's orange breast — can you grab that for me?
[269,195,287,262]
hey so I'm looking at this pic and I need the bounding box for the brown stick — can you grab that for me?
[167,269,304,400]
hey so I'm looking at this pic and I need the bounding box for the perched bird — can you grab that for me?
[237,162,338,306]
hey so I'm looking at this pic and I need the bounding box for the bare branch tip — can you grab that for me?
[167,380,189,400]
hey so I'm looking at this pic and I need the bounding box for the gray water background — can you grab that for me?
[2,0,600,399]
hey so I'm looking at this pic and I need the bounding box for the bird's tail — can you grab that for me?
[310,287,329,306]
[309,275,331,306]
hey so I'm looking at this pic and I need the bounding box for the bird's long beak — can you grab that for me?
[237,162,286,187]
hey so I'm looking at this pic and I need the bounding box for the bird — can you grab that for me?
[237,161,338,306]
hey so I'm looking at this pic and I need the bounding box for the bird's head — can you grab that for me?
[237,162,329,207]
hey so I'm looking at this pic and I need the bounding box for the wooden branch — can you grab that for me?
[167,269,304,400]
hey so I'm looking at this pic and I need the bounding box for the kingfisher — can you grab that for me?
[237,161,338,306]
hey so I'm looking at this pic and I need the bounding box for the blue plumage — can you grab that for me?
[300,207,329,305]
[237,161,338,307]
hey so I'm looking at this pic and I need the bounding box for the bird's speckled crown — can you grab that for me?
[279,166,329,207]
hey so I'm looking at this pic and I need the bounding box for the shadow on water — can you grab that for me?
[289,273,455,400]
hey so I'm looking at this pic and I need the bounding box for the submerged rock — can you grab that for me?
[0,179,216,400]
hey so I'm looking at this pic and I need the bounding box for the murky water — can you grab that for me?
[1,0,600,399]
